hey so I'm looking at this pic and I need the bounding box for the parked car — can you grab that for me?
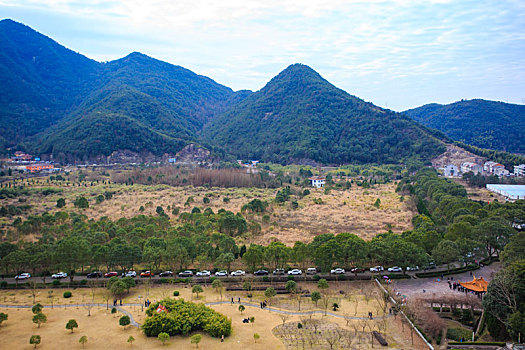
[14,273,31,280]
[423,262,436,270]
[140,271,154,277]
[350,268,365,273]
[306,268,317,275]
[231,270,245,276]
[406,266,419,271]
[86,271,102,278]
[370,266,384,273]
[330,268,345,274]
[215,270,228,277]
[254,270,268,276]
[122,271,137,277]
[196,270,211,277]
[104,272,118,278]
[177,271,193,277]
[387,266,403,272]
[287,269,302,275]
[159,271,173,277]
[273,268,285,275]
[51,272,68,279]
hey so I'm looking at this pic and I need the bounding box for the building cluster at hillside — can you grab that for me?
[1,151,59,174]
[442,161,525,178]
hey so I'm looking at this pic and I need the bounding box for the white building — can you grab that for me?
[493,167,510,177]
[444,164,460,177]
[461,162,483,175]
[514,164,525,177]
[484,161,506,175]
[309,176,326,188]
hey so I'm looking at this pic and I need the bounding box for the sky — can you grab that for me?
[1,0,524,111]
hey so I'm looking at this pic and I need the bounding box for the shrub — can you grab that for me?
[287,275,295,281]
[173,291,180,296]
[52,280,60,286]
[119,315,131,327]
[262,276,269,282]
[142,299,232,338]
[63,291,72,298]
[79,279,87,285]
[446,327,473,341]
[111,308,117,314]
[313,274,321,281]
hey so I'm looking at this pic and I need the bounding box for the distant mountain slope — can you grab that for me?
[202,64,446,165]
[404,99,525,154]
[0,19,100,144]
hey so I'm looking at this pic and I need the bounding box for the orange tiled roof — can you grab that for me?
[459,276,489,292]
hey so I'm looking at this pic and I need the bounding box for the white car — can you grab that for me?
[215,270,228,276]
[330,268,345,274]
[14,273,31,280]
[387,266,403,272]
[196,270,211,276]
[287,269,302,275]
[230,270,246,276]
[51,272,68,279]
[306,268,317,275]
[370,266,384,273]
[406,266,419,271]
[123,271,137,277]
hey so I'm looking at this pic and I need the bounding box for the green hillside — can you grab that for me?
[404,99,525,154]
[202,64,446,165]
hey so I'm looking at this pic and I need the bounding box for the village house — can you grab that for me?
[514,164,525,177]
[483,161,506,175]
[460,162,483,175]
[309,176,326,188]
[443,164,460,177]
[26,163,54,173]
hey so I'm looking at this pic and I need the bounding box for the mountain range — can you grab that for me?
[1,19,521,165]
[404,100,525,155]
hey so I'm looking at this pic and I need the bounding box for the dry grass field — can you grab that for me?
[0,282,425,349]
[3,173,415,245]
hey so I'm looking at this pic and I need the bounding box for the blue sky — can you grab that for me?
[1,0,524,110]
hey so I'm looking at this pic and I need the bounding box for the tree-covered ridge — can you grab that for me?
[202,64,446,165]
[404,99,525,154]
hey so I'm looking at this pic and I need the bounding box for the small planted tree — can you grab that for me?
[0,312,7,326]
[66,319,78,333]
[254,333,260,343]
[190,334,202,348]
[238,305,246,314]
[127,335,135,346]
[192,285,203,299]
[285,280,297,294]
[212,279,223,300]
[32,303,43,314]
[265,287,276,306]
[311,291,321,306]
[119,315,131,328]
[30,335,41,349]
[79,335,88,348]
[158,332,169,346]
[317,279,329,290]
[32,312,47,328]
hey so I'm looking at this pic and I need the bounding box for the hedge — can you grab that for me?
[415,264,479,278]
[448,342,505,346]
[142,299,231,338]
[446,327,473,341]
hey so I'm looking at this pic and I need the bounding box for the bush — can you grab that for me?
[446,327,473,341]
[119,315,131,327]
[111,308,117,314]
[313,274,321,281]
[142,299,232,338]
[262,276,269,282]
[52,280,60,286]
[173,291,180,297]
[79,279,87,285]
[287,276,295,281]
[63,291,72,298]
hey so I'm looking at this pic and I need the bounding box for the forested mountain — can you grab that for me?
[404,99,525,154]
[0,19,240,159]
[202,64,446,164]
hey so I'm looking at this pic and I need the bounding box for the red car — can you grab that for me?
[104,272,118,278]
[140,271,154,277]
[350,268,365,273]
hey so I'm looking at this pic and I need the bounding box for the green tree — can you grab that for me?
[212,279,224,300]
[30,335,41,349]
[191,334,202,348]
[265,242,289,270]
[265,287,276,305]
[242,244,265,272]
[192,285,203,299]
[127,335,135,346]
[79,335,88,348]
[474,219,515,258]
[158,332,169,346]
[432,240,459,272]
[73,196,89,209]
[110,280,127,300]
[285,280,297,294]
[500,232,525,266]
[238,305,246,314]
[373,198,381,208]
[311,291,321,306]
[32,303,43,314]
[317,279,329,290]
[216,252,235,271]
[122,276,136,293]
[0,312,7,326]
[32,312,47,328]
[254,333,260,343]
[66,319,78,333]
[119,315,131,327]
[56,198,66,208]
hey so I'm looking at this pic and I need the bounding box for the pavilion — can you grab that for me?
[459,276,489,295]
